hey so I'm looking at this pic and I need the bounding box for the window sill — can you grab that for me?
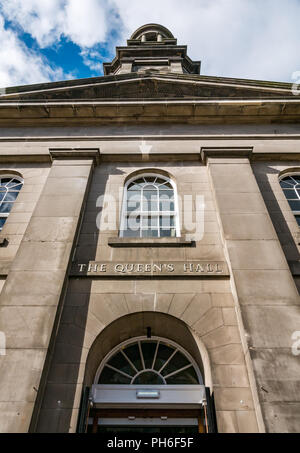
[108,237,195,248]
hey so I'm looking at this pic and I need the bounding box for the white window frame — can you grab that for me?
[0,174,24,231]
[94,336,203,385]
[119,173,180,238]
[279,173,300,224]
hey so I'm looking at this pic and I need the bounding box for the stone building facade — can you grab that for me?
[0,24,299,433]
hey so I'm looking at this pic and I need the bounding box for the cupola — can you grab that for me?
[103,24,201,76]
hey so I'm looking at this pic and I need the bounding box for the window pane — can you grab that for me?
[159,191,174,211]
[141,342,157,369]
[128,179,144,189]
[295,215,300,226]
[0,218,6,230]
[142,192,158,211]
[144,177,156,183]
[133,371,164,385]
[280,181,294,188]
[141,229,159,238]
[128,183,142,191]
[127,191,140,212]
[288,200,300,211]
[160,228,176,238]
[126,215,140,232]
[0,202,13,214]
[124,343,143,371]
[166,367,199,385]
[3,192,19,202]
[122,214,140,237]
[143,184,157,191]
[122,228,139,238]
[108,352,135,377]
[282,177,295,183]
[1,178,11,185]
[162,181,173,189]
[154,344,175,371]
[99,366,131,385]
[160,216,175,227]
[283,189,298,200]
[7,183,22,191]
[291,176,300,184]
[142,216,158,228]
[161,351,190,376]
[156,178,166,185]
[6,179,19,188]
[0,179,22,227]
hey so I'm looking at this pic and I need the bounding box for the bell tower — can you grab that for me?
[103,23,201,75]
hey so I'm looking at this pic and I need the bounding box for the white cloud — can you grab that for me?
[0,0,300,84]
[0,0,112,48]
[0,15,66,88]
[112,0,300,82]
[80,49,104,72]
[0,0,65,47]
[64,0,109,47]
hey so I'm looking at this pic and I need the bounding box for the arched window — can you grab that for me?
[0,175,23,231]
[96,338,202,386]
[279,174,300,226]
[120,174,180,238]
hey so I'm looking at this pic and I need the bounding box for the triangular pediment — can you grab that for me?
[0,73,298,102]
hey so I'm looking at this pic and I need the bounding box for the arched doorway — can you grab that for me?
[78,313,217,433]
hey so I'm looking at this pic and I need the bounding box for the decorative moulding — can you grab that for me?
[49,148,101,165]
[200,147,253,165]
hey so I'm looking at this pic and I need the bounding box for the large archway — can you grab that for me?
[78,312,217,433]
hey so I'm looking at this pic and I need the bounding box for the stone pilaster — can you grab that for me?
[0,150,98,433]
[204,148,300,433]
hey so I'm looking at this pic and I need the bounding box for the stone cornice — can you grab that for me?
[1,133,300,142]
[200,147,253,164]
[0,99,299,126]
[49,148,101,165]
[0,73,297,99]
[0,148,101,164]
[1,146,300,164]
[103,46,201,75]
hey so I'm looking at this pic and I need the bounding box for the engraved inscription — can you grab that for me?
[71,261,229,277]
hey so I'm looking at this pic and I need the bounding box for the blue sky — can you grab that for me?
[0,0,299,88]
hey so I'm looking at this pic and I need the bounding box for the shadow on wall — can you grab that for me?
[31,165,124,433]
[253,163,300,294]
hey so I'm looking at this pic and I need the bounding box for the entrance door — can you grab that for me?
[87,409,206,434]
[80,337,213,433]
